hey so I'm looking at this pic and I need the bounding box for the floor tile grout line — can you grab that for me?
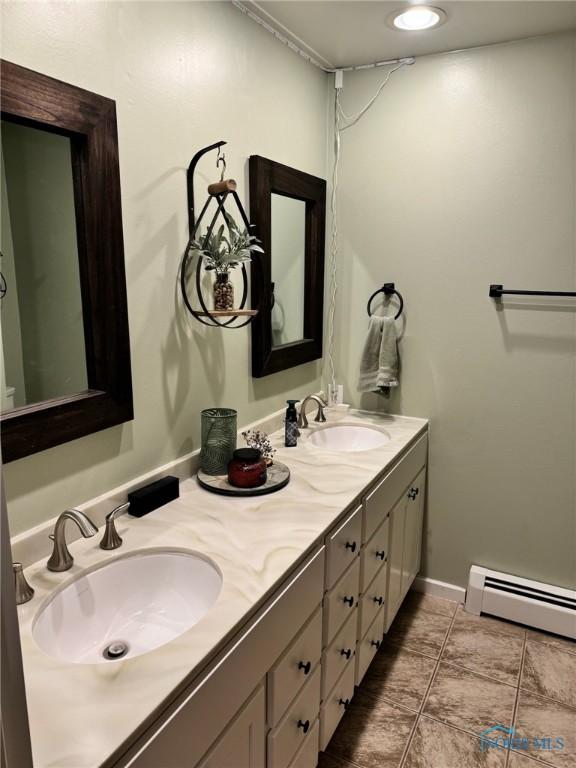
[506,632,527,768]
[508,746,563,768]
[357,688,419,716]
[398,604,459,768]
[516,686,576,712]
[524,635,576,657]
[419,712,507,751]
[437,657,523,689]
[384,638,445,662]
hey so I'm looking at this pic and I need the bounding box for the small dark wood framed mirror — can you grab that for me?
[0,60,133,461]
[249,156,326,378]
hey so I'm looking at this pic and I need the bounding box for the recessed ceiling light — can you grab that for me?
[389,6,447,31]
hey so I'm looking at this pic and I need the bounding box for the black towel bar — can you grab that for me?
[489,284,576,299]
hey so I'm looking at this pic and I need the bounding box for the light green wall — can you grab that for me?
[334,33,576,589]
[2,122,87,404]
[1,1,330,535]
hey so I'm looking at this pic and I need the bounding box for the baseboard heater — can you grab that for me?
[465,566,576,639]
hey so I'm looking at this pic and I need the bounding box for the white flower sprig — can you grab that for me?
[242,429,276,463]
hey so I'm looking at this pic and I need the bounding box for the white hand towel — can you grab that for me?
[357,315,399,393]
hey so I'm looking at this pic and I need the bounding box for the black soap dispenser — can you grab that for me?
[285,400,300,447]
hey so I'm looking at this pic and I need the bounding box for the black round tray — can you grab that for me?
[197,461,290,497]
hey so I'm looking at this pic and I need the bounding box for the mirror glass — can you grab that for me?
[270,193,306,347]
[0,120,87,412]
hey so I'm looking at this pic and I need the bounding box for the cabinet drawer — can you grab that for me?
[319,660,355,751]
[322,607,357,699]
[268,607,323,727]
[360,515,389,592]
[363,433,427,542]
[355,606,385,687]
[358,565,387,638]
[325,505,362,590]
[323,558,360,646]
[267,666,321,768]
[287,719,319,768]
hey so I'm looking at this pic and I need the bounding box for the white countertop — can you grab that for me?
[16,409,427,768]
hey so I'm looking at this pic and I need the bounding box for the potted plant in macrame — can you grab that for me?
[188,213,263,311]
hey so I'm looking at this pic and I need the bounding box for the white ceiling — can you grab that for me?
[247,1,576,67]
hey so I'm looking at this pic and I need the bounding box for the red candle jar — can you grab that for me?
[228,448,267,489]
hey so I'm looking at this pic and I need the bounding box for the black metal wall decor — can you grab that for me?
[180,141,261,329]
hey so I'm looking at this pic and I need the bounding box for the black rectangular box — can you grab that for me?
[128,475,180,517]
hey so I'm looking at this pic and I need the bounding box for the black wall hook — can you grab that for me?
[367,282,404,319]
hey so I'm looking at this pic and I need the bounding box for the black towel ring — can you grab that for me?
[367,283,404,320]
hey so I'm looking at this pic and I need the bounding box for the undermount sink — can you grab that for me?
[307,424,391,452]
[33,549,222,664]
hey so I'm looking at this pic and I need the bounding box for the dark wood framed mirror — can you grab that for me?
[249,156,326,378]
[0,60,133,462]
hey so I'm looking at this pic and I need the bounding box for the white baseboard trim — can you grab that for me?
[412,576,466,604]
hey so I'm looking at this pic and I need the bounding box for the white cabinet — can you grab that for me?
[385,467,427,631]
[401,467,426,597]
[386,494,407,629]
[198,684,266,768]
[117,430,428,768]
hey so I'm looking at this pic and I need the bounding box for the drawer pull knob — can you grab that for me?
[298,660,311,675]
[408,488,419,500]
[339,698,350,709]
[340,648,352,660]
[373,596,384,606]
[375,550,386,560]
[371,639,381,649]
[343,595,355,607]
[345,541,357,553]
[297,719,310,734]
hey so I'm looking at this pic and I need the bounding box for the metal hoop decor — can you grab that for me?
[180,141,261,329]
[367,282,404,320]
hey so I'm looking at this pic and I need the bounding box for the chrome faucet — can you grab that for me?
[47,509,98,572]
[13,562,34,605]
[298,394,328,429]
[100,502,130,550]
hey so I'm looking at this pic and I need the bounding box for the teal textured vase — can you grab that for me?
[200,408,237,475]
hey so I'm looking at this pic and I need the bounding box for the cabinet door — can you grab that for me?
[198,684,266,768]
[401,468,426,598]
[385,494,406,630]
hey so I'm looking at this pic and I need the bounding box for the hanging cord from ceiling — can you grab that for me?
[232,0,414,73]
[231,0,414,401]
[324,61,411,402]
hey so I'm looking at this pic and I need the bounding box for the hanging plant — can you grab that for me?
[188,213,263,311]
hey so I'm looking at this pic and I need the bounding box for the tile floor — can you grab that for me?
[319,593,576,768]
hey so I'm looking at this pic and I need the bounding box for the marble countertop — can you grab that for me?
[16,409,427,768]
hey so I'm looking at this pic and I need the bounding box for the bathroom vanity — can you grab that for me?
[15,411,428,768]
